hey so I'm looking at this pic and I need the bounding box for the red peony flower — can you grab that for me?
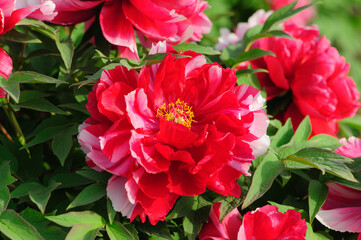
[199,203,307,240]
[0,0,56,35]
[251,23,360,136]
[0,47,13,98]
[267,0,315,26]
[78,42,270,224]
[316,137,361,234]
[41,0,212,61]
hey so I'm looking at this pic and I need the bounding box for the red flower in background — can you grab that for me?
[42,0,212,61]
[78,42,270,224]
[0,0,56,35]
[251,23,360,136]
[316,137,361,236]
[0,47,13,98]
[267,0,315,25]
[199,203,307,240]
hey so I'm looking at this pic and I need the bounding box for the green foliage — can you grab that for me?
[0,1,359,240]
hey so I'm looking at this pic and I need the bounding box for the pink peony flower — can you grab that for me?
[41,0,212,61]
[78,42,270,224]
[267,0,315,26]
[316,137,361,234]
[199,203,307,240]
[251,23,360,136]
[216,10,273,51]
[0,0,56,35]
[0,47,13,98]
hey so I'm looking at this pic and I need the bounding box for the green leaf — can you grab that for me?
[262,1,315,32]
[0,209,44,240]
[308,180,328,224]
[47,173,93,189]
[290,116,311,144]
[107,199,116,225]
[76,168,110,183]
[268,201,308,219]
[242,151,285,209]
[52,125,76,166]
[55,33,74,71]
[339,115,361,131]
[22,125,73,149]
[0,76,20,103]
[29,181,61,214]
[236,48,275,63]
[0,162,15,213]
[106,221,139,240]
[270,118,294,149]
[65,224,101,240]
[46,211,106,228]
[19,90,50,103]
[11,182,44,198]
[27,115,70,138]
[16,98,68,115]
[0,161,16,186]
[173,42,221,55]
[220,42,245,65]
[183,216,201,240]
[58,103,90,115]
[0,186,10,213]
[67,183,106,210]
[283,148,357,182]
[73,63,122,88]
[20,208,67,240]
[236,68,268,77]
[302,134,341,150]
[9,71,67,84]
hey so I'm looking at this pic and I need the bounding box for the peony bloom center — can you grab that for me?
[156,99,195,128]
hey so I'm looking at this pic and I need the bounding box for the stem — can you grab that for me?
[2,102,26,146]
[0,122,14,142]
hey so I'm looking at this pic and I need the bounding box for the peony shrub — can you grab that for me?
[0,1,360,240]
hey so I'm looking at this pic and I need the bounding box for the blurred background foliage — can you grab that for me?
[205,0,361,92]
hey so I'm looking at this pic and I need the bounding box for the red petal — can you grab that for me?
[100,1,139,61]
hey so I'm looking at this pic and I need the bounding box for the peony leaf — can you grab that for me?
[270,118,294,149]
[52,126,76,166]
[238,49,275,66]
[262,0,316,32]
[20,208,67,240]
[46,211,106,228]
[21,125,74,149]
[283,148,357,182]
[0,76,20,103]
[66,183,106,210]
[15,98,68,115]
[65,224,101,240]
[308,180,328,224]
[0,186,10,214]
[55,32,74,71]
[242,151,285,209]
[290,116,311,144]
[0,162,16,213]
[173,43,221,55]
[0,209,44,240]
[76,168,110,183]
[28,181,61,214]
[107,199,116,225]
[9,71,67,84]
[106,221,139,240]
[301,134,341,150]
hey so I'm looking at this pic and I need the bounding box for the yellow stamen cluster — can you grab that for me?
[156,99,195,128]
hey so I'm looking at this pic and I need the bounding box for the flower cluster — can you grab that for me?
[39,0,211,60]
[199,203,307,240]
